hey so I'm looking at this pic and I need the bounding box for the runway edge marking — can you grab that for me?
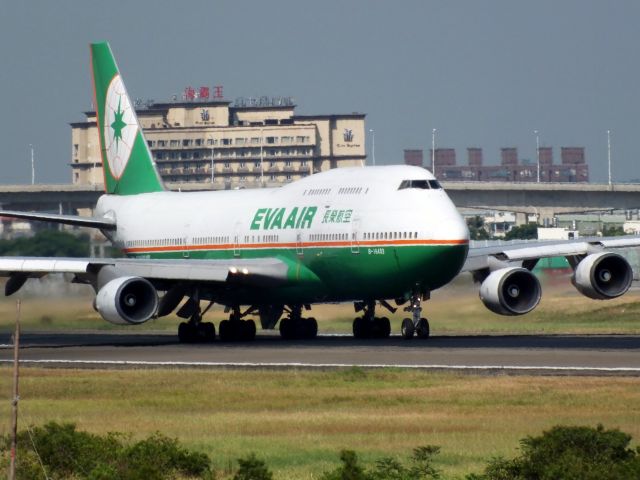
[1,359,639,373]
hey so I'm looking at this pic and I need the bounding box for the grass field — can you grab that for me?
[2,274,640,336]
[0,367,638,479]
[0,275,638,478]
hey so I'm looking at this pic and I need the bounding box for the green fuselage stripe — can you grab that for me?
[126,242,469,305]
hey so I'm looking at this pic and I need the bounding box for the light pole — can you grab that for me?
[534,130,540,183]
[210,137,215,185]
[260,127,264,186]
[369,128,375,166]
[431,129,436,176]
[607,129,612,188]
[29,144,35,185]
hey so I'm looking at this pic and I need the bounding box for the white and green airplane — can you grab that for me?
[1,42,639,342]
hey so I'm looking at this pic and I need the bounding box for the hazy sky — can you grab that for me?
[1,0,639,184]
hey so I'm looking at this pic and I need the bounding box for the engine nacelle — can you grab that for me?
[480,267,541,316]
[95,276,158,325]
[572,252,633,300]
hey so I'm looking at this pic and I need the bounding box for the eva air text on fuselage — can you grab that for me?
[250,207,318,230]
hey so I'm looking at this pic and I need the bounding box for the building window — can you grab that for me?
[170,140,179,147]
[235,138,246,145]
[251,137,260,144]
[224,161,230,168]
[222,138,232,145]
[281,136,293,144]
[182,139,192,147]
[207,138,217,146]
[195,139,203,146]
[157,140,166,147]
[266,136,276,144]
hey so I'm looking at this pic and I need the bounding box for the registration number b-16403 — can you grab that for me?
[367,248,385,255]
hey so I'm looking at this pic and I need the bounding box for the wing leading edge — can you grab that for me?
[0,210,116,230]
[463,235,640,273]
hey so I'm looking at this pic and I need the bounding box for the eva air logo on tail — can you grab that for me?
[104,74,138,179]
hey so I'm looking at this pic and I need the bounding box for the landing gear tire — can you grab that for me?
[353,316,391,339]
[279,317,317,340]
[375,317,391,339]
[178,322,194,343]
[353,317,366,339]
[279,318,294,340]
[243,319,257,341]
[219,319,256,342]
[416,317,430,339]
[401,318,415,340]
[303,317,318,339]
[178,321,216,343]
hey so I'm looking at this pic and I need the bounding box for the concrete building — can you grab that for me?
[71,96,366,188]
[403,149,423,167]
[405,147,589,182]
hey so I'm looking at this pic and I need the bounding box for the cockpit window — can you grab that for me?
[398,179,441,190]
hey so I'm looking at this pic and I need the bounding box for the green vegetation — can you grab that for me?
[467,424,640,480]
[504,223,537,241]
[602,225,627,237]
[1,422,213,479]
[0,368,638,479]
[233,453,273,480]
[321,446,442,480]
[466,216,491,241]
[0,230,91,257]
[4,420,639,479]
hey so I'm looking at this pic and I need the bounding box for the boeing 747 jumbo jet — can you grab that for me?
[1,42,639,342]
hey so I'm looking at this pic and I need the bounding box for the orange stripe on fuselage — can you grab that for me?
[123,238,469,254]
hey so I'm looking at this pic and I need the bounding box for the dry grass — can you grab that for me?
[0,367,638,479]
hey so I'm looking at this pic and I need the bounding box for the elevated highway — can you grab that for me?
[0,182,639,222]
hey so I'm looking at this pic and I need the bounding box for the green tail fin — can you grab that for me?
[90,42,164,195]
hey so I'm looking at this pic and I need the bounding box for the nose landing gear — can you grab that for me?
[400,291,430,340]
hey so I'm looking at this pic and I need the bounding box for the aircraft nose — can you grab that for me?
[440,214,470,242]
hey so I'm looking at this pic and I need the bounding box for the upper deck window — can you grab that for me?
[398,179,442,190]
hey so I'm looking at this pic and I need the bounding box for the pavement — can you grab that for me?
[1,331,639,375]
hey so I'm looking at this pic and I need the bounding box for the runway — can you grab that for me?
[0,331,639,375]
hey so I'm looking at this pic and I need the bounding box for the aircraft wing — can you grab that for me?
[463,235,640,273]
[0,210,116,230]
[0,256,291,295]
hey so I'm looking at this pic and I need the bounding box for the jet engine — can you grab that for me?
[479,267,541,316]
[572,252,633,300]
[95,276,159,325]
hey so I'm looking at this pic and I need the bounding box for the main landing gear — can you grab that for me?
[177,294,216,343]
[352,300,392,339]
[400,292,430,340]
[279,305,318,340]
[219,306,257,342]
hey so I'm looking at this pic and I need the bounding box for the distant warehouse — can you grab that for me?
[71,88,366,189]
[404,147,589,182]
